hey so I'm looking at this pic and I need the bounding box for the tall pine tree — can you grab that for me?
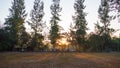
[27,0,44,51]
[50,0,62,50]
[73,0,87,51]
[96,0,114,51]
[5,0,27,50]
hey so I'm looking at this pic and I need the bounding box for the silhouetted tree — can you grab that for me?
[20,27,31,51]
[87,32,104,52]
[0,21,14,51]
[108,0,120,21]
[73,0,87,51]
[50,0,62,50]
[111,37,120,51]
[5,0,27,50]
[68,23,77,51]
[0,21,3,28]
[0,27,10,51]
[96,0,114,51]
[108,0,120,12]
[27,0,45,51]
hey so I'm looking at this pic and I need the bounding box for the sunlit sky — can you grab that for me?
[0,0,120,36]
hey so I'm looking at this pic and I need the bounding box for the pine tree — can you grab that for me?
[108,0,120,21]
[5,0,27,50]
[27,0,44,51]
[108,0,120,12]
[69,23,77,50]
[96,0,114,51]
[97,0,112,36]
[73,0,87,51]
[50,0,62,50]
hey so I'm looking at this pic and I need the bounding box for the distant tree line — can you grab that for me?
[0,0,120,52]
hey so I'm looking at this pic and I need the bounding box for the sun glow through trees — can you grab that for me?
[56,38,69,50]
[58,38,69,45]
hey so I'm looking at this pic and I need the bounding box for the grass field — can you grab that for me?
[0,52,120,68]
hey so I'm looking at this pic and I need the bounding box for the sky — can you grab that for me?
[0,0,120,36]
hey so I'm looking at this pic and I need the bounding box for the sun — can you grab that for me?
[57,38,69,46]
[60,38,67,45]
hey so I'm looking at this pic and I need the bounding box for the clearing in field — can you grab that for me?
[0,52,120,68]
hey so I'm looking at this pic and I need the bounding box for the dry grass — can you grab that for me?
[0,52,120,68]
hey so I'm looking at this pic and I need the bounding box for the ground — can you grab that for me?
[0,52,120,68]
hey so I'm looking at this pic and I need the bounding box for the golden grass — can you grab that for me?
[0,52,120,68]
